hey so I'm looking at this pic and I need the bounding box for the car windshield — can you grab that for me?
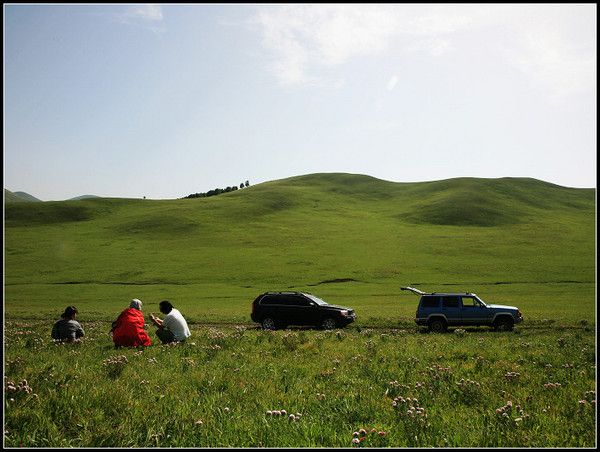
[304,294,329,306]
[473,295,487,307]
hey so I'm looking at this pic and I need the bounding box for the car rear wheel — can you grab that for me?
[321,318,337,330]
[261,317,277,330]
[428,318,447,333]
[494,317,514,332]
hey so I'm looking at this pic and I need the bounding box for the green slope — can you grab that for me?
[4,189,42,203]
[3,173,596,323]
[4,189,22,203]
[68,195,101,201]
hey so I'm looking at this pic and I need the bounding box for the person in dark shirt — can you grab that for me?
[51,306,85,342]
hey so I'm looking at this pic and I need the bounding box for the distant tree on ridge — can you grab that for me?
[182,181,247,199]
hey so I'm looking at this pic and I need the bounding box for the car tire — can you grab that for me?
[261,317,277,330]
[428,318,447,333]
[494,317,514,332]
[321,318,337,330]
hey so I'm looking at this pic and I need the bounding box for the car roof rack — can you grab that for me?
[401,287,477,297]
[401,287,428,295]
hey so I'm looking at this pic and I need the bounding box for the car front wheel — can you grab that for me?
[494,317,514,332]
[428,319,447,333]
[261,317,277,330]
[321,318,337,330]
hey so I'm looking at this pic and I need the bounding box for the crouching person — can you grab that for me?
[111,298,152,348]
[150,300,191,344]
[52,306,85,342]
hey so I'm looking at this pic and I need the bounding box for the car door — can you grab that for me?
[259,295,282,322]
[284,295,315,326]
[418,296,441,323]
[460,296,485,325]
[441,296,461,325]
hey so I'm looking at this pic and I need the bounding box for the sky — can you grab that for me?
[3,4,597,200]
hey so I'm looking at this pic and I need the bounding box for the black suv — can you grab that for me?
[250,291,356,330]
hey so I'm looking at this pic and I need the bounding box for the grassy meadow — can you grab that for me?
[4,321,596,447]
[3,173,597,447]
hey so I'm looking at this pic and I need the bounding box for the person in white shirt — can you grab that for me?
[150,300,191,344]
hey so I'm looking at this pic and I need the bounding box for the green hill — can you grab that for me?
[4,189,22,203]
[3,173,596,323]
[4,189,42,203]
[68,195,101,201]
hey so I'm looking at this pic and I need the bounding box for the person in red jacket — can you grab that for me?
[110,299,152,348]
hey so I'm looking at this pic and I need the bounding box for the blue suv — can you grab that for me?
[402,287,523,332]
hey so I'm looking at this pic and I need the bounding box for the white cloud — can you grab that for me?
[251,4,472,86]
[115,4,165,32]
[497,6,596,102]
[130,4,163,21]
[386,75,399,91]
[250,4,595,102]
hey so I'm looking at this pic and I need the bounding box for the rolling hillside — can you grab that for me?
[4,189,42,203]
[68,195,101,201]
[3,173,596,323]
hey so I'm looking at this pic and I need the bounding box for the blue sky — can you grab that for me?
[4,4,597,200]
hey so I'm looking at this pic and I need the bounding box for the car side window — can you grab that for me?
[421,296,440,308]
[461,297,479,308]
[442,296,460,308]
[261,295,283,305]
[285,296,308,306]
[296,297,313,307]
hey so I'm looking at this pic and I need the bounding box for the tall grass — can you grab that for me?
[3,321,596,447]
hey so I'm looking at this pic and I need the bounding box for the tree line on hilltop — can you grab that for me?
[183,180,250,199]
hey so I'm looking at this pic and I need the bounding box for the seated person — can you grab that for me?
[52,306,85,342]
[111,299,152,347]
[150,300,191,344]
